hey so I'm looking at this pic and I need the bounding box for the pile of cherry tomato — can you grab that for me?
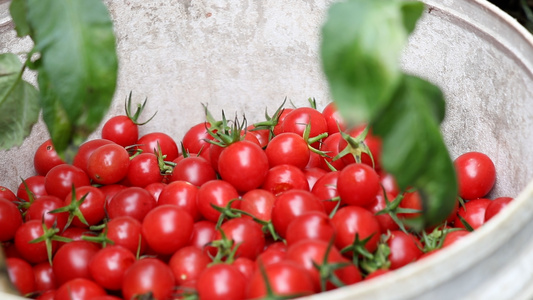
[0,98,513,300]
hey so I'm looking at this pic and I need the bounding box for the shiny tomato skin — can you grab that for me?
[281,107,328,145]
[127,153,164,187]
[246,260,315,299]
[311,171,340,215]
[34,139,65,176]
[87,144,130,185]
[144,182,167,203]
[52,241,100,285]
[331,206,381,254]
[141,205,194,255]
[196,263,247,300]
[442,230,470,248]
[33,262,57,292]
[169,245,211,286]
[454,198,492,230]
[304,167,328,191]
[0,198,23,242]
[45,164,91,200]
[122,258,175,300]
[72,139,114,174]
[240,189,276,222]
[265,132,310,169]
[485,196,513,222]
[218,140,269,192]
[319,132,346,171]
[17,175,48,203]
[366,191,400,233]
[188,220,217,250]
[101,115,139,147]
[137,132,179,162]
[271,189,325,238]
[261,164,310,196]
[197,180,240,223]
[89,245,136,291]
[107,187,157,222]
[170,156,217,187]
[285,211,336,246]
[157,180,201,221]
[454,151,496,200]
[25,195,68,231]
[215,218,266,260]
[54,278,107,300]
[387,230,423,270]
[106,216,147,255]
[6,257,36,296]
[181,122,215,156]
[14,219,57,264]
[337,163,380,207]
[322,102,346,134]
[64,186,107,228]
[0,186,17,203]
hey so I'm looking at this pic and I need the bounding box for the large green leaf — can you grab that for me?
[9,0,31,37]
[0,53,40,149]
[321,0,424,126]
[372,75,457,229]
[26,0,118,161]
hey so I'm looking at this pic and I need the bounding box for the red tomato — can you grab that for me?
[0,186,17,203]
[311,171,340,215]
[246,125,270,148]
[197,180,240,223]
[64,186,107,228]
[271,189,325,238]
[33,262,57,292]
[144,182,167,203]
[181,122,215,156]
[0,198,23,242]
[101,115,139,147]
[256,244,287,266]
[379,171,400,198]
[141,205,194,255]
[54,278,106,300]
[34,139,65,176]
[261,164,310,196]
[442,230,470,248]
[72,139,114,174]
[17,175,47,203]
[485,196,513,222]
[304,167,328,191]
[337,163,380,207]
[127,153,164,187]
[285,211,336,246]
[106,216,147,255]
[365,191,400,232]
[218,140,269,192]
[170,156,217,187]
[215,218,266,260]
[246,260,315,299]
[338,125,383,170]
[136,132,179,161]
[14,219,57,264]
[107,187,156,222]
[319,132,346,171]
[322,102,346,134]
[233,257,256,281]
[122,258,175,300]
[44,164,90,200]
[386,230,423,270]
[6,257,36,296]
[282,107,328,146]
[188,220,217,250]
[240,189,276,222]
[265,132,310,169]
[196,263,247,300]
[89,245,136,291]
[157,180,201,221]
[454,198,492,230]
[331,206,381,254]
[169,245,211,286]
[52,241,100,285]
[87,144,130,185]
[454,151,496,200]
[25,195,68,231]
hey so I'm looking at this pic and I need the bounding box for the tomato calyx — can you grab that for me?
[29,219,72,265]
[81,223,115,248]
[124,91,157,126]
[312,238,351,292]
[207,229,241,264]
[251,98,288,142]
[375,191,419,234]
[210,199,242,229]
[340,233,375,266]
[359,235,391,276]
[302,122,329,159]
[14,178,36,214]
[48,186,89,230]
[334,126,374,167]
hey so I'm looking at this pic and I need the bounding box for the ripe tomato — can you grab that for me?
[106,216,147,255]
[6,257,36,296]
[169,245,211,286]
[218,140,270,192]
[240,189,276,222]
[265,132,310,169]
[87,144,130,185]
[182,122,215,156]
[304,167,328,191]
[196,263,247,300]
[144,182,167,202]
[261,164,310,195]
[337,163,380,207]
[157,180,201,221]
[319,132,346,171]
[64,186,107,228]
[101,115,139,147]
[188,220,217,250]
[454,151,496,200]
[15,219,57,264]
[246,260,315,299]
[0,198,23,242]
[141,205,194,255]
[442,230,470,248]
[44,164,91,200]
[197,180,240,223]
[365,191,400,232]
[285,211,336,246]
[0,186,17,203]
[386,230,423,270]
[136,132,179,161]
[33,262,57,292]
[271,189,325,238]
[215,217,266,260]
[107,187,156,222]
[331,206,381,254]
[89,245,136,291]
[454,198,492,230]
[52,241,100,285]
[126,152,164,187]
[311,171,340,215]
[54,278,107,300]
[34,139,65,176]
[25,195,68,231]
[322,102,346,134]
[485,196,513,222]
[72,139,114,174]
[338,125,383,170]
[17,175,47,203]
[281,107,328,146]
[122,258,175,300]
[170,156,217,187]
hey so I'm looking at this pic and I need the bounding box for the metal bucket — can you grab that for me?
[1,0,533,299]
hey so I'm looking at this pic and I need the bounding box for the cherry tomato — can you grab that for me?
[337,163,380,207]
[127,152,164,187]
[0,186,17,203]
[52,241,100,285]
[311,171,340,215]
[285,211,336,246]
[106,216,147,255]
[54,278,106,300]
[157,180,201,221]
[144,182,167,203]
[282,107,328,147]
[215,217,266,260]
[141,205,194,255]
[101,115,139,147]
[322,102,346,134]
[181,122,215,156]
[34,139,65,176]
[89,245,136,291]
[261,164,310,196]
[454,151,496,200]
[72,139,114,174]
[304,167,328,191]
[485,196,513,222]
[64,185,107,228]
[365,191,400,233]
[15,219,57,264]
[87,144,130,185]
[233,257,256,281]
[122,258,175,300]
[197,180,240,223]
[17,175,47,203]
[136,132,179,161]
[6,257,36,296]
[107,187,156,222]
[331,206,381,254]
[0,198,23,242]
[240,189,276,222]
[25,195,68,231]
[169,245,211,286]
[170,156,217,187]
[188,220,217,250]
[454,198,492,230]
[33,262,57,293]
[265,132,310,169]
[386,230,423,270]
[319,132,346,171]
[338,125,383,170]
[196,263,247,300]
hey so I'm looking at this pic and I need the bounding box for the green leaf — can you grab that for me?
[372,75,457,229]
[321,0,423,126]
[26,0,118,161]
[0,53,40,149]
[9,0,31,37]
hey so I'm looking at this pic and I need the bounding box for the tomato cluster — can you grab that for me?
[0,99,513,300]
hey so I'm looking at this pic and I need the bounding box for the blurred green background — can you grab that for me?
[489,0,533,32]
